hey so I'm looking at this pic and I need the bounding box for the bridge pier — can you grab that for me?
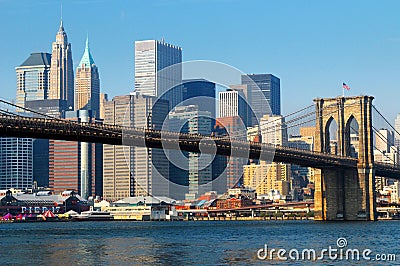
[314,167,376,221]
[314,96,376,221]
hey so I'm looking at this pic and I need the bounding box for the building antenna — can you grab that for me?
[60,1,63,26]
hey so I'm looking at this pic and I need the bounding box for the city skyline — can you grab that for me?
[0,0,399,122]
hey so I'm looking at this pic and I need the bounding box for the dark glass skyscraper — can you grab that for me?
[241,74,281,124]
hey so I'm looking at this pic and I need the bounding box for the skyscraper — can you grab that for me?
[182,79,216,116]
[0,138,33,190]
[16,52,51,109]
[376,129,395,153]
[74,37,102,198]
[1,52,51,190]
[131,93,169,197]
[218,89,249,127]
[241,74,280,124]
[49,110,101,198]
[102,93,169,200]
[215,116,248,190]
[103,95,134,201]
[134,39,182,108]
[395,114,400,147]
[25,99,68,188]
[75,37,100,117]
[169,105,212,199]
[49,21,74,109]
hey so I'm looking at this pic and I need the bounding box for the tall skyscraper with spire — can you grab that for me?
[75,37,100,117]
[49,21,74,109]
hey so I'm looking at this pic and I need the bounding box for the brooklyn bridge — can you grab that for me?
[1,95,400,221]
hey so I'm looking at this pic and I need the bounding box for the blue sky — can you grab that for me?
[0,0,399,121]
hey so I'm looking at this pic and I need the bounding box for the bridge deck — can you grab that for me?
[0,114,399,179]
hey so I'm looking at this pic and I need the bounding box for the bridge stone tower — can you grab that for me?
[313,96,376,221]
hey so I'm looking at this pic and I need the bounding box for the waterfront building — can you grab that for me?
[241,74,280,121]
[102,196,177,221]
[227,187,256,199]
[243,161,291,198]
[0,138,33,190]
[391,181,400,204]
[48,21,74,109]
[168,105,212,199]
[0,190,89,215]
[75,37,100,118]
[134,39,182,108]
[15,52,51,109]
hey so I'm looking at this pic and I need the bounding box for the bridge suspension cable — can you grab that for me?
[218,100,360,144]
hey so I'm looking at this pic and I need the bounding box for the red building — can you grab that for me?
[215,197,253,209]
[215,116,248,190]
[49,113,102,197]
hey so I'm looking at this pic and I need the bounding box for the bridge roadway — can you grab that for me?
[0,114,399,179]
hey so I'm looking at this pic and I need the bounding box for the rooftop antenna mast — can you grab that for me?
[60,1,63,26]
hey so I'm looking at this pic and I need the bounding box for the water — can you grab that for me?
[1,220,399,265]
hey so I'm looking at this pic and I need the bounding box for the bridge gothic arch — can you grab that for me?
[344,115,359,158]
[324,116,338,154]
[313,96,376,221]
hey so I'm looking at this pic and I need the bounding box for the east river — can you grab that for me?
[1,220,399,265]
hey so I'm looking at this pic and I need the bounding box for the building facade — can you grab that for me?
[241,74,280,124]
[75,37,100,118]
[48,21,74,109]
[103,95,134,201]
[218,89,249,127]
[168,105,212,199]
[215,116,248,190]
[131,94,169,197]
[260,114,288,146]
[16,52,51,109]
[0,138,33,190]
[243,161,291,197]
[25,99,68,188]
[1,52,52,190]
[395,114,400,147]
[102,94,169,201]
[49,111,101,198]
[134,39,182,109]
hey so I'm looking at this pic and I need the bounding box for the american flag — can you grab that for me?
[342,82,350,90]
